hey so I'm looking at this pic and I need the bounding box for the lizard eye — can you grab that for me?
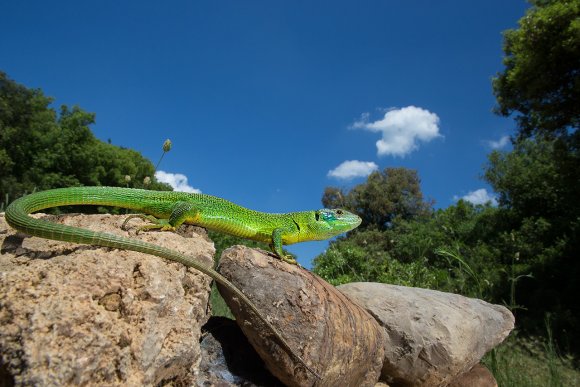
[315,211,320,221]
[336,210,343,215]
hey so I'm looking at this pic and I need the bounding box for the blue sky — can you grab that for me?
[1,1,529,266]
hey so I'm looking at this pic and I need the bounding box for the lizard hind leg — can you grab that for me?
[121,202,198,234]
[167,201,200,228]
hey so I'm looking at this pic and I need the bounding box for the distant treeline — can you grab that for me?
[0,71,170,207]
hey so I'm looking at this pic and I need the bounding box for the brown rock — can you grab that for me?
[217,246,385,387]
[448,364,497,387]
[338,283,514,387]
[0,213,214,386]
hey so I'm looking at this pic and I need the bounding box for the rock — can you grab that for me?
[337,283,514,387]
[0,213,214,386]
[217,246,385,387]
[448,364,497,387]
[198,316,282,386]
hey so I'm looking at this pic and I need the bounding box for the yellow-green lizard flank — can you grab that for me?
[5,186,362,379]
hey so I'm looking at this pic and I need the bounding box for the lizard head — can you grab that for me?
[310,208,362,239]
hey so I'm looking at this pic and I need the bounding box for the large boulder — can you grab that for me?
[338,282,514,386]
[0,213,214,386]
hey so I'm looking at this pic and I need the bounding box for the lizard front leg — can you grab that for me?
[270,227,298,265]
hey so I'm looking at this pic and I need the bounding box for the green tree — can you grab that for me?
[493,0,580,137]
[490,0,580,349]
[322,167,431,230]
[1,71,57,198]
[484,138,579,348]
[486,139,568,221]
[0,71,170,205]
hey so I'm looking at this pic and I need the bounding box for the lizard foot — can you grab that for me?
[281,254,298,265]
[267,250,300,266]
[121,214,176,233]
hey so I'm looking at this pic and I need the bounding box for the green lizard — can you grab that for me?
[5,186,361,380]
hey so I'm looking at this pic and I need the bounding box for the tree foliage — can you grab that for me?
[322,167,432,230]
[490,0,580,347]
[484,137,580,347]
[316,169,506,300]
[493,0,580,137]
[0,71,170,205]
[313,199,506,299]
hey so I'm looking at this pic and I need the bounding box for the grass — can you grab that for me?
[484,332,579,387]
[209,283,235,319]
[0,193,8,212]
[436,245,579,385]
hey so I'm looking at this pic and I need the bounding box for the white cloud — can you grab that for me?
[486,135,510,150]
[155,171,201,193]
[454,188,497,205]
[352,106,441,157]
[327,160,378,180]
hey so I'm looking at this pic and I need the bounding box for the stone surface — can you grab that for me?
[338,283,514,387]
[0,213,214,386]
[218,246,385,387]
[448,364,497,387]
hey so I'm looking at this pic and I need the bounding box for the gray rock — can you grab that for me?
[338,282,513,387]
[0,213,214,386]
